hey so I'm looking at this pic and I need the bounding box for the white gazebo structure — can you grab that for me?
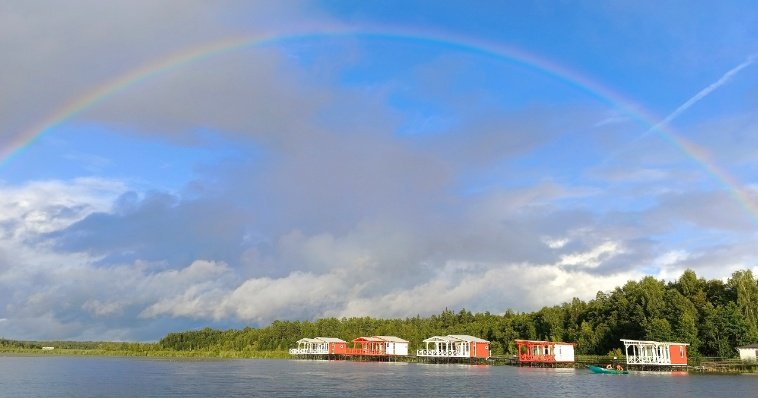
[289,337,348,355]
[621,339,689,367]
[737,344,758,362]
[289,338,328,355]
[418,336,464,357]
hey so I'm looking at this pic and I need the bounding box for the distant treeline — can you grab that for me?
[159,269,758,358]
[0,339,155,351]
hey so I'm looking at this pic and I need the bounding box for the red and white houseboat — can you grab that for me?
[417,335,490,359]
[318,337,349,355]
[345,336,409,356]
[288,337,347,355]
[515,340,575,364]
[621,339,688,367]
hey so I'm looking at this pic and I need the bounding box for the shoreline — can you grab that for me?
[0,347,289,359]
[2,348,756,374]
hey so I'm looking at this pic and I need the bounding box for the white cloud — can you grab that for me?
[82,300,126,317]
[558,241,622,268]
[130,258,643,324]
[543,237,569,249]
[0,178,125,239]
[654,250,690,267]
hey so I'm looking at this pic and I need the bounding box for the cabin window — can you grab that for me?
[679,346,684,357]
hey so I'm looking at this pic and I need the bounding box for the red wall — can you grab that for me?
[474,342,490,358]
[330,343,348,354]
[668,344,688,365]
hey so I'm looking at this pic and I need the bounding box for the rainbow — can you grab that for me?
[2,25,756,220]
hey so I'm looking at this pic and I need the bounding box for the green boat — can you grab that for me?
[588,365,629,374]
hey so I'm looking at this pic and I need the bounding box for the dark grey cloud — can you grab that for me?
[0,0,316,147]
[43,191,250,270]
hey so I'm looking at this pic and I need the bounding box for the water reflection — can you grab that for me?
[0,357,756,398]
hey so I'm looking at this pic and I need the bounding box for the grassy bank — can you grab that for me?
[693,358,758,374]
[0,347,289,359]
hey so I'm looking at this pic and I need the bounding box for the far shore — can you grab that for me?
[0,347,289,359]
[2,347,757,374]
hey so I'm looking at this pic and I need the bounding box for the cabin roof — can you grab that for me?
[315,337,347,343]
[375,335,409,343]
[515,339,575,345]
[621,339,689,346]
[353,336,385,343]
[296,338,323,343]
[448,334,489,343]
[423,336,461,343]
[736,343,758,349]
[422,335,490,343]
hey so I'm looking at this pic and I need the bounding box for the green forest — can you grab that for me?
[158,269,758,358]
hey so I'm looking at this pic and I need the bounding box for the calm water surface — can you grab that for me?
[0,356,756,397]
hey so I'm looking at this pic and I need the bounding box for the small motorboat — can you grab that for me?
[588,365,629,374]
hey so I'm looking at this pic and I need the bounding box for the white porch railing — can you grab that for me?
[288,348,330,355]
[627,355,670,365]
[416,349,467,358]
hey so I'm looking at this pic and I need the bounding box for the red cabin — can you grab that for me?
[515,340,575,363]
[669,343,688,365]
[343,336,409,356]
[346,336,387,356]
[448,335,490,358]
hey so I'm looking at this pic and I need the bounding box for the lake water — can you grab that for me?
[0,356,756,397]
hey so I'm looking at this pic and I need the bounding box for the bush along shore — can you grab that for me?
[0,341,289,359]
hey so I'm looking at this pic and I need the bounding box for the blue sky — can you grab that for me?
[0,1,756,341]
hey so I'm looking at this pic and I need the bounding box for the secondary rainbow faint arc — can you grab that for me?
[3,26,756,221]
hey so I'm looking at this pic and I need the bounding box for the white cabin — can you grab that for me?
[553,342,575,362]
[737,344,758,362]
[375,336,409,356]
